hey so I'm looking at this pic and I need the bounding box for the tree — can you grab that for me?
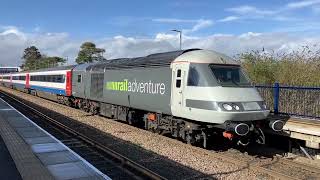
[21,46,66,70]
[39,56,66,69]
[21,46,42,70]
[76,42,106,64]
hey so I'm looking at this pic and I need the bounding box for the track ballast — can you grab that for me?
[0,91,166,180]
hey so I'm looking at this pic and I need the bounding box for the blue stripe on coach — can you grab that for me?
[30,85,66,96]
[12,82,25,88]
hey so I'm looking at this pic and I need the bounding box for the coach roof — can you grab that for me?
[24,65,76,73]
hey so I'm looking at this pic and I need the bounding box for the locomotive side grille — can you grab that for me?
[90,73,104,98]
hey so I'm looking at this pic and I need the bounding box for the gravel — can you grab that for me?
[0,87,286,179]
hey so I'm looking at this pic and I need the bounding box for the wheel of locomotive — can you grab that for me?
[64,98,71,107]
[127,111,134,125]
[202,131,207,149]
[89,103,99,115]
[93,106,99,115]
[155,128,163,135]
[77,100,82,109]
[186,132,196,145]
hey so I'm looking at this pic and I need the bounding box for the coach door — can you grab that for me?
[26,74,30,89]
[171,63,187,116]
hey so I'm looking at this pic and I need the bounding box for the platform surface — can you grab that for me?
[284,118,320,137]
[0,97,110,180]
[0,134,22,180]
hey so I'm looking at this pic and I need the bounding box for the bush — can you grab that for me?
[238,45,320,86]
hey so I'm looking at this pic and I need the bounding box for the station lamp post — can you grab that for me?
[171,29,182,50]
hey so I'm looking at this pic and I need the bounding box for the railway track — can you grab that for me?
[214,149,320,180]
[0,91,166,180]
[1,88,320,179]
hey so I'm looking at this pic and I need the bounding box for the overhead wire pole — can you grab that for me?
[171,29,182,50]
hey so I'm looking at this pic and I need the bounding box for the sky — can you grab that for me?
[1,0,320,66]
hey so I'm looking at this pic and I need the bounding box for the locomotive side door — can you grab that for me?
[72,71,86,98]
[171,63,188,117]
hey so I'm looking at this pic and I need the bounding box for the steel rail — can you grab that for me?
[208,149,320,179]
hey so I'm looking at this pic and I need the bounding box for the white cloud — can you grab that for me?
[152,18,214,33]
[0,26,26,40]
[218,16,240,22]
[286,0,320,9]
[155,33,177,41]
[0,27,78,66]
[224,1,320,23]
[226,5,276,15]
[239,32,262,39]
[0,27,319,66]
[187,19,213,33]
[152,18,197,23]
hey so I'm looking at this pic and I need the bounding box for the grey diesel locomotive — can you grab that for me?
[71,49,284,147]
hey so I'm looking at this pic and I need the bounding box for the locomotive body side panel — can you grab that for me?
[102,67,172,115]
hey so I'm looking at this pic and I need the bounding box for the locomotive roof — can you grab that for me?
[83,49,201,71]
[173,49,239,65]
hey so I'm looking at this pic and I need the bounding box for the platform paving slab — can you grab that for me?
[0,134,22,180]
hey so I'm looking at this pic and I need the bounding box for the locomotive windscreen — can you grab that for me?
[209,65,250,87]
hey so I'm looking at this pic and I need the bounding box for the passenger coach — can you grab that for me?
[28,66,75,103]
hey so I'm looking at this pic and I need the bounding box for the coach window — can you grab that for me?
[58,75,64,83]
[77,75,82,83]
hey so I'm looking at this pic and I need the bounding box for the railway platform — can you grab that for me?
[284,117,320,150]
[266,115,320,159]
[0,97,109,180]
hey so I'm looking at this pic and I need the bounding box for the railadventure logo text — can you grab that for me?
[106,79,166,95]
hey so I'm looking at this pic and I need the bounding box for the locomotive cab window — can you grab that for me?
[77,75,82,83]
[209,65,250,87]
[176,79,181,88]
[177,69,181,77]
[176,69,182,88]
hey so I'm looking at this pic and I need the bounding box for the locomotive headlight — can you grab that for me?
[233,104,240,111]
[257,101,267,110]
[262,103,267,109]
[222,103,233,111]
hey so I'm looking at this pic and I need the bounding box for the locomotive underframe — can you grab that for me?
[69,96,268,148]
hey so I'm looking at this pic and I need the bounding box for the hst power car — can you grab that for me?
[1,49,284,147]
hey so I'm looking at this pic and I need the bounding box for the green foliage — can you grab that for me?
[22,46,42,70]
[38,56,66,69]
[239,45,320,86]
[21,46,66,71]
[76,42,106,64]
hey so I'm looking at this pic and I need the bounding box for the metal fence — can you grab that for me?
[255,83,320,119]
